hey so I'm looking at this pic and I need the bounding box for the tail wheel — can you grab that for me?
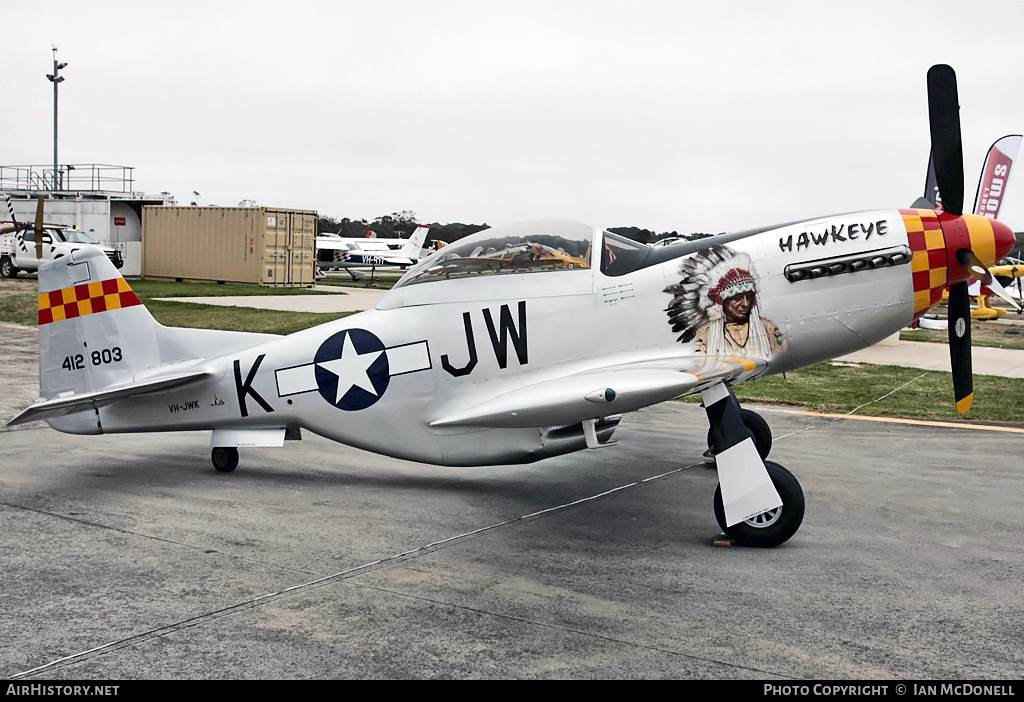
[714,461,804,548]
[211,447,239,473]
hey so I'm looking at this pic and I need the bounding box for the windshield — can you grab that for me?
[56,229,99,244]
[395,220,593,288]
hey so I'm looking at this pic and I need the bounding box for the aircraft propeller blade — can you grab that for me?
[946,280,973,414]
[925,64,998,413]
[956,248,1023,311]
[927,64,965,216]
[33,196,44,260]
[2,195,22,235]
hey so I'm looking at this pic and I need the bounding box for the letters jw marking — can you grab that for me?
[442,301,528,377]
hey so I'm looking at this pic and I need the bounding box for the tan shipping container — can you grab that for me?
[142,206,317,287]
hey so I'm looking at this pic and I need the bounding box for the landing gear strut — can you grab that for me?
[708,406,772,460]
[703,384,804,548]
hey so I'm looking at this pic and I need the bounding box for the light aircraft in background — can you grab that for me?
[8,65,1019,549]
[316,225,429,281]
[970,258,1024,318]
[316,224,429,275]
[963,135,1021,318]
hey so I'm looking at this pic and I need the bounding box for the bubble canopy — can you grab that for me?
[394,220,595,288]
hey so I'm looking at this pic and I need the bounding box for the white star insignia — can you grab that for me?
[316,333,384,403]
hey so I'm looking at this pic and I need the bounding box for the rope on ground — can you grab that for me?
[774,371,929,441]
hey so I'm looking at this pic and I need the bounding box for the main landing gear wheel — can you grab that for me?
[707,407,772,460]
[713,461,804,548]
[211,447,239,473]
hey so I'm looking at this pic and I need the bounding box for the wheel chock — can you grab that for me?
[702,448,716,469]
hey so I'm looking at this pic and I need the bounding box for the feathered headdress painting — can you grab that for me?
[664,245,781,358]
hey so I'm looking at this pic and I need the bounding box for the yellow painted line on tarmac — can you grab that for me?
[800,412,1024,434]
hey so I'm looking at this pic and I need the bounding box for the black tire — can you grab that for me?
[740,408,772,459]
[1,257,18,279]
[707,407,772,460]
[713,461,804,548]
[211,447,239,473]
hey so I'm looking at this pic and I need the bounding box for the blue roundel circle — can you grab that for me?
[313,329,390,411]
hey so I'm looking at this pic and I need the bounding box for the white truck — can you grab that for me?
[1,227,123,278]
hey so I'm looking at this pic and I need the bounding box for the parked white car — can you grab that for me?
[1,227,123,278]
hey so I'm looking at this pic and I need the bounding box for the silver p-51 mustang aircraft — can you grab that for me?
[8,66,1018,548]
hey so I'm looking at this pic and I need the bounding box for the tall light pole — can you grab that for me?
[46,47,67,190]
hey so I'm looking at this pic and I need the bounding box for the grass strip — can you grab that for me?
[681,361,1024,424]
[143,300,356,335]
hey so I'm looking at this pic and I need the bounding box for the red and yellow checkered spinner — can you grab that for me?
[901,209,1015,320]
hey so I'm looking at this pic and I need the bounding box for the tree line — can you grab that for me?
[316,211,717,245]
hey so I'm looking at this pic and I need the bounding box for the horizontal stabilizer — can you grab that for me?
[7,367,212,426]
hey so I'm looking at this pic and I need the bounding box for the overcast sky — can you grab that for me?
[5,1,1024,234]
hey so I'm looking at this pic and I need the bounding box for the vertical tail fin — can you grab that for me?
[401,225,429,259]
[12,247,272,429]
[37,247,164,404]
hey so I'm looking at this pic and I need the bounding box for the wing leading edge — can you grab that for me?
[430,355,766,429]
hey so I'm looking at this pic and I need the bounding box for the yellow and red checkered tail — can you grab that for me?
[11,248,274,431]
[35,247,164,430]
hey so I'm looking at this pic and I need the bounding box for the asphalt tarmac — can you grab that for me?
[1,323,1023,680]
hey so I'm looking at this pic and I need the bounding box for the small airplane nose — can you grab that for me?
[989,217,1016,264]
[939,213,1015,284]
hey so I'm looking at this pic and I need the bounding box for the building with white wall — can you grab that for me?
[1,164,166,276]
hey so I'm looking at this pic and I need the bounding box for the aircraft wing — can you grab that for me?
[7,367,214,427]
[430,355,766,429]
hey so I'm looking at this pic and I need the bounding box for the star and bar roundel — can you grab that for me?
[274,329,432,412]
[313,329,390,411]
